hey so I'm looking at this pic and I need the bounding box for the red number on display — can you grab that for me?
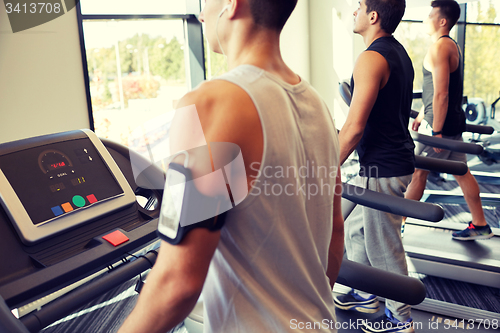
[50,162,66,169]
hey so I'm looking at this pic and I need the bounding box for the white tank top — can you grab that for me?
[202,65,340,333]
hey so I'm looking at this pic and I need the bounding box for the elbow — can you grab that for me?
[155,272,204,312]
[434,92,449,104]
[176,279,204,306]
[339,125,364,147]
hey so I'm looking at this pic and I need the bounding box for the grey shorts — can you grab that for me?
[415,123,468,164]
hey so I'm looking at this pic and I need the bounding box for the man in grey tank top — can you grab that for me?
[118,1,343,333]
[405,0,494,241]
[336,0,416,332]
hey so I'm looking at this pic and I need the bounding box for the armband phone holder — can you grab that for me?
[157,162,228,245]
[157,143,248,245]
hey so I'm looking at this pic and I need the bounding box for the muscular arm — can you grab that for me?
[338,51,390,165]
[326,167,344,289]
[118,231,220,333]
[429,41,451,134]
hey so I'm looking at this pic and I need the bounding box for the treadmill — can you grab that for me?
[0,130,165,332]
[339,81,500,323]
[0,130,432,333]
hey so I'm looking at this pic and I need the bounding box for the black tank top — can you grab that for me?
[350,36,415,178]
[422,35,466,136]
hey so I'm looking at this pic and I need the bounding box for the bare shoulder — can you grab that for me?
[174,79,263,181]
[353,51,389,87]
[429,38,456,61]
[354,51,389,74]
[356,50,387,67]
[176,80,260,143]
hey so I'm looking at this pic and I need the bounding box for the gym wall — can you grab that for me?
[281,0,311,83]
[0,6,89,144]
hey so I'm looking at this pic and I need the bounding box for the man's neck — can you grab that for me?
[363,30,391,48]
[224,26,299,84]
[431,29,451,43]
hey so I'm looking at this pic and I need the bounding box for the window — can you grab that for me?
[203,33,228,80]
[464,0,500,110]
[466,0,500,23]
[80,0,187,15]
[83,20,187,145]
[78,0,204,149]
[394,21,430,93]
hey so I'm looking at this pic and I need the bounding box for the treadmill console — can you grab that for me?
[0,129,136,245]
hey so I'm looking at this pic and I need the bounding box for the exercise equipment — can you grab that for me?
[0,130,432,332]
[340,81,495,136]
[0,130,164,332]
[342,183,443,222]
[337,80,500,322]
[185,182,434,333]
[464,97,488,125]
[338,81,472,175]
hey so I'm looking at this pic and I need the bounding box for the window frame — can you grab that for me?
[402,3,500,95]
[75,0,205,131]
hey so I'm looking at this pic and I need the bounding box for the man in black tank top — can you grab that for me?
[405,0,493,241]
[336,0,416,332]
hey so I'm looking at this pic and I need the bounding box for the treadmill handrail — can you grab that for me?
[19,251,158,333]
[339,81,351,106]
[342,183,444,222]
[12,253,426,333]
[337,259,426,306]
[338,82,484,155]
[411,132,484,155]
[410,110,494,135]
[415,155,467,175]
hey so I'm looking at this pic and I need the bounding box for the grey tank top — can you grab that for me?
[201,64,341,333]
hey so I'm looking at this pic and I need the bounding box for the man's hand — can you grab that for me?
[433,133,444,153]
[412,112,425,132]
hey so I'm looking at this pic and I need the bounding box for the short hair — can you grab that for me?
[431,0,461,29]
[248,0,298,31]
[365,0,406,34]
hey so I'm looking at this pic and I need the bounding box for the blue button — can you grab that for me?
[51,206,64,216]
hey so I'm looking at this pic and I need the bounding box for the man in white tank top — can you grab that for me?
[118,1,343,332]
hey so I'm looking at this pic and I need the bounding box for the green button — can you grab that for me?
[72,195,86,208]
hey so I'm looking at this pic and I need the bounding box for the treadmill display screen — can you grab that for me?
[0,138,124,225]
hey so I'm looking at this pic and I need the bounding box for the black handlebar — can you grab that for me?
[337,259,426,306]
[415,155,467,175]
[411,132,484,155]
[409,110,494,135]
[342,183,444,222]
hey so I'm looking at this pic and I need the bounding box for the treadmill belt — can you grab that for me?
[410,272,500,313]
[41,276,183,333]
[424,178,500,228]
[404,224,500,271]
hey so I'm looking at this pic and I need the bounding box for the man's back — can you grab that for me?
[118,2,345,332]
[422,35,466,135]
[353,36,415,177]
[202,65,340,332]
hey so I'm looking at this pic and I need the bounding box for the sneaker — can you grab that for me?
[334,289,380,313]
[361,308,415,333]
[452,222,494,241]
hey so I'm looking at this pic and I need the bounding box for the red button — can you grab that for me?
[87,194,98,204]
[102,230,129,247]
